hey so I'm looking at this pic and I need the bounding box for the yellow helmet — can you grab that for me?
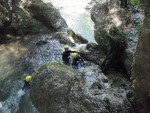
[72,53,77,58]
[64,45,69,49]
[25,76,32,82]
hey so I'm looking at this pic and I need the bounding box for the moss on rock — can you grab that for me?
[11,7,45,34]
[28,0,68,31]
[30,62,78,113]
[109,26,127,41]
[47,62,78,75]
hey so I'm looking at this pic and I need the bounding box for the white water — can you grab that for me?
[42,0,95,42]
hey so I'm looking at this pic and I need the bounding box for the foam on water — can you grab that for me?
[0,102,2,108]
[17,89,25,97]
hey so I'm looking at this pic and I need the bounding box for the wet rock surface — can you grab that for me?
[30,62,134,113]
[78,43,105,65]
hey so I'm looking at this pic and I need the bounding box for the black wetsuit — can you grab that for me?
[22,80,30,90]
[72,56,84,68]
[62,50,76,64]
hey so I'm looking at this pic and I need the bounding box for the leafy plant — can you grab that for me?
[129,0,143,7]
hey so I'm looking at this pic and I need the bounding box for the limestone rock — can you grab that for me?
[91,3,109,53]
[101,27,127,74]
[30,62,134,113]
[28,0,68,31]
[79,43,105,65]
[0,0,49,35]
[130,0,150,112]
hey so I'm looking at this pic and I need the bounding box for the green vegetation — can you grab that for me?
[129,0,143,7]
[47,62,78,75]
[109,26,127,40]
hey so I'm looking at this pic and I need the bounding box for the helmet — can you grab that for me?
[25,76,32,82]
[64,45,69,49]
[72,53,77,58]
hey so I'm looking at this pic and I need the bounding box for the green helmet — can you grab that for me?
[72,53,77,58]
[25,76,32,82]
[64,45,69,49]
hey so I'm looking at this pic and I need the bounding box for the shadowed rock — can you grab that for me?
[101,27,127,75]
[129,0,150,112]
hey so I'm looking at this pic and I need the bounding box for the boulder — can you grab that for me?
[49,29,88,46]
[91,2,131,53]
[50,32,71,44]
[11,7,47,34]
[91,3,109,53]
[28,0,68,31]
[67,29,88,44]
[0,0,49,35]
[79,43,105,65]
[30,62,78,113]
[30,62,134,113]
[91,2,138,76]
[0,0,68,39]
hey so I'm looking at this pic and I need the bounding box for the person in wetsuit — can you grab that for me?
[72,53,84,69]
[62,45,77,65]
[22,75,32,91]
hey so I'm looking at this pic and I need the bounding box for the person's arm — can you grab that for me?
[69,50,78,53]
[78,56,84,63]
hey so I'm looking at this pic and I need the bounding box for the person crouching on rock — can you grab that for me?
[72,53,84,69]
[22,75,32,92]
[62,45,77,65]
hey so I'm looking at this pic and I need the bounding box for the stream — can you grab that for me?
[0,0,96,113]
[42,0,95,42]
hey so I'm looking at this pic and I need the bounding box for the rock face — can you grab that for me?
[101,27,127,74]
[28,0,68,31]
[91,3,128,53]
[0,0,67,36]
[30,62,134,113]
[91,3,109,53]
[0,0,43,35]
[79,42,105,65]
[130,0,150,113]
[91,3,132,75]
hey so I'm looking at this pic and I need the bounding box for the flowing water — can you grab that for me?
[42,0,95,42]
[0,35,65,113]
[0,0,98,112]
[0,35,95,113]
